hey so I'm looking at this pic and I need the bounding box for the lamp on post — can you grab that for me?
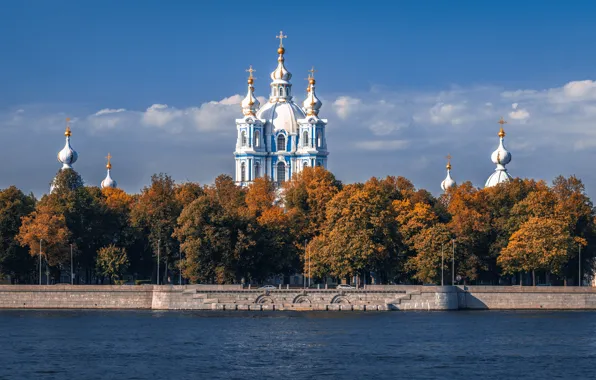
[39,239,42,285]
[157,238,161,286]
[452,239,455,286]
[441,243,444,286]
[579,243,582,287]
[70,244,74,285]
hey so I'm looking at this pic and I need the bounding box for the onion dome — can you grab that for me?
[303,67,322,116]
[57,118,78,169]
[241,66,260,116]
[485,117,513,187]
[270,31,292,84]
[100,153,117,189]
[441,155,456,191]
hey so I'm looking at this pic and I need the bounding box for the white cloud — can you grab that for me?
[6,78,596,199]
[333,96,361,119]
[95,108,126,116]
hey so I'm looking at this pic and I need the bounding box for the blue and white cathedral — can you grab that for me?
[234,32,329,186]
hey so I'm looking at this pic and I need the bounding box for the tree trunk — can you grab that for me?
[532,270,536,287]
[519,272,523,287]
[163,257,168,284]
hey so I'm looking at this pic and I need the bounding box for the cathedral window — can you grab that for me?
[240,162,246,182]
[277,162,285,183]
[317,132,322,148]
[277,134,286,151]
[254,130,260,148]
[241,131,247,147]
[303,131,309,147]
[254,162,260,178]
[280,87,285,97]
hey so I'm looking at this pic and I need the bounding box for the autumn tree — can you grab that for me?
[96,245,130,283]
[0,187,36,283]
[499,217,574,286]
[175,176,253,284]
[131,173,183,284]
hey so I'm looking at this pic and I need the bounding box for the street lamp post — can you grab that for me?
[579,243,582,287]
[452,239,455,286]
[70,244,74,285]
[308,244,311,288]
[157,238,161,286]
[179,253,182,286]
[39,239,42,285]
[441,243,444,286]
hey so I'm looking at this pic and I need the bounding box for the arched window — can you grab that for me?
[303,131,309,147]
[254,162,260,178]
[241,131,247,147]
[240,162,246,182]
[303,161,308,170]
[279,86,284,97]
[277,134,286,151]
[254,130,260,148]
[277,162,285,183]
[317,132,322,148]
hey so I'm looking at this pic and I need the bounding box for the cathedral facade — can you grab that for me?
[234,32,329,186]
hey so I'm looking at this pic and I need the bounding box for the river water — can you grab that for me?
[0,310,595,379]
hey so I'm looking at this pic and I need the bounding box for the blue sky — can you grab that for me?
[1,0,596,197]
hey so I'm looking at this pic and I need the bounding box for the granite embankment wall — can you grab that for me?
[1,285,595,311]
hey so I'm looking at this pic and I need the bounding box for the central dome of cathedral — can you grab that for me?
[256,101,306,134]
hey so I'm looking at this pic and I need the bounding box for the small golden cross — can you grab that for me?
[276,31,287,47]
[498,117,507,126]
[308,66,316,79]
[446,154,452,162]
[246,65,255,79]
[106,153,112,165]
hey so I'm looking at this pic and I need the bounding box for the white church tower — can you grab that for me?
[485,117,513,188]
[100,153,117,189]
[234,31,329,186]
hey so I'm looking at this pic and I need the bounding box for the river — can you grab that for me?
[0,310,595,379]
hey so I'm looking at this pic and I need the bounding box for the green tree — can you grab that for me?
[96,245,130,283]
[0,186,36,283]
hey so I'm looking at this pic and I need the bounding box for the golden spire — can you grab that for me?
[64,117,72,137]
[446,154,452,170]
[106,153,112,170]
[276,30,287,54]
[246,65,256,84]
[498,117,507,138]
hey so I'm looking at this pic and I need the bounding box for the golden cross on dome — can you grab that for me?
[106,153,112,165]
[308,66,317,79]
[276,31,287,47]
[498,117,507,138]
[498,117,507,126]
[246,65,255,79]
[446,154,452,162]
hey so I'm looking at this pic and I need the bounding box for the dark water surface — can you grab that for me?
[0,310,595,379]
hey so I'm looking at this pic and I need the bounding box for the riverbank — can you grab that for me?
[2,284,596,311]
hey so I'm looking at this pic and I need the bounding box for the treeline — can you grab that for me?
[0,167,594,286]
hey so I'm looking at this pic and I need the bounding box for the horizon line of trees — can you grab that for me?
[0,167,594,286]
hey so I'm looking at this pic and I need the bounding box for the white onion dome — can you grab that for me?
[485,118,513,188]
[490,128,512,165]
[441,158,456,191]
[57,120,78,169]
[303,76,322,116]
[270,46,292,84]
[100,153,117,189]
[241,66,260,116]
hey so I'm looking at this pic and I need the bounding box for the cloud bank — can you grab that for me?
[2,79,596,198]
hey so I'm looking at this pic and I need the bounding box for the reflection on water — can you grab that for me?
[1,310,596,379]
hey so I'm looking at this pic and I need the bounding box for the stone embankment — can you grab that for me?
[1,285,595,311]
